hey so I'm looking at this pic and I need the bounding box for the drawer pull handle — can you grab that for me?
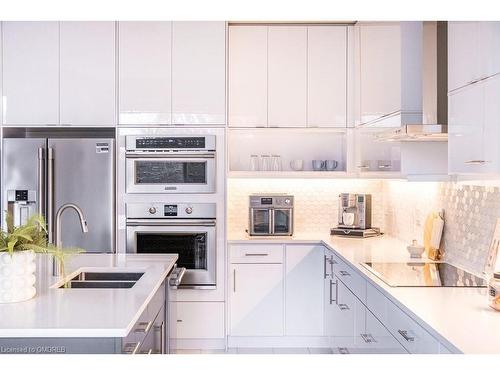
[339,270,351,277]
[123,342,141,354]
[464,160,488,164]
[339,303,350,311]
[134,321,153,334]
[398,329,415,342]
[177,319,183,323]
[338,347,350,354]
[361,333,377,344]
[245,253,268,256]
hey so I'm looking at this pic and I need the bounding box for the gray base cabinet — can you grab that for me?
[0,282,167,354]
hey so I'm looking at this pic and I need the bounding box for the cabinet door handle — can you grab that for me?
[361,333,377,344]
[357,165,369,169]
[324,255,329,279]
[397,329,415,342]
[245,253,268,257]
[233,269,236,292]
[329,279,337,305]
[339,303,350,311]
[339,270,351,277]
[160,321,165,354]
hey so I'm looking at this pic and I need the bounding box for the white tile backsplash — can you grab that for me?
[227,178,385,237]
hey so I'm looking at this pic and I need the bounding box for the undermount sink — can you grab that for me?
[61,280,137,289]
[71,271,144,282]
[59,271,144,289]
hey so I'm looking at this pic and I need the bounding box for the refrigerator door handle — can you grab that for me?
[47,147,54,244]
[37,148,46,218]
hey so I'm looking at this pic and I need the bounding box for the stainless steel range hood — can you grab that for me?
[378,22,448,142]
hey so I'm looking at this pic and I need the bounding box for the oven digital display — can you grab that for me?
[260,198,273,205]
[164,205,178,216]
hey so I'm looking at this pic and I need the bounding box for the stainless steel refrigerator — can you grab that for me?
[2,138,115,253]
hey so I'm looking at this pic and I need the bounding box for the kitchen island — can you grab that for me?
[0,253,177,354]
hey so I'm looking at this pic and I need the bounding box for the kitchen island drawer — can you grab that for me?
[230,244,284,263]
[386,299,440,354]
[332,253,366,303]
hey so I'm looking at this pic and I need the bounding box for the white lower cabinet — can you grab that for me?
[169,302,225,339]
[385,299,440,354]
[366,280,440,354]
[229,263,284,336]
[285,245,324,336]
[228,242,450,353]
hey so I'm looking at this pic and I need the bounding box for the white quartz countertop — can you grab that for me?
[0,253,177,338]
[229,233,499,354]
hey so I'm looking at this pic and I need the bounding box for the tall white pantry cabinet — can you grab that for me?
[448,21,500,175]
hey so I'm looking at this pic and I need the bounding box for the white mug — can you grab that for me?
[342,212,355,226]
[290,160,304,171]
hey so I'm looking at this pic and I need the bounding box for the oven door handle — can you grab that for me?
[125,152,215,159]
[169,266,187,290]
[126,219,217,226]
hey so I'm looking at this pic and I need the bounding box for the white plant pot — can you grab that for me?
[0,250,36,303]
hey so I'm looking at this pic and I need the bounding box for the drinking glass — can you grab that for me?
[260,155,271,171]
[271,155,282,171]
[250,155,260,171]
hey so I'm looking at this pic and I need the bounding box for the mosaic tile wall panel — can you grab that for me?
[383,181,500,275]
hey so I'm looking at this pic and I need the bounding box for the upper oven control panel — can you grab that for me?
[126,202,216,219]
[125,135,216,152]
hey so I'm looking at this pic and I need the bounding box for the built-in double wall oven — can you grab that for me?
[126,202,217,289]
[125,135,216,194]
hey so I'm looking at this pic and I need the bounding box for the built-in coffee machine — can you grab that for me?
[331,193,381,237]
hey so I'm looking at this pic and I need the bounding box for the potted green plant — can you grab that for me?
[0,213,82,303]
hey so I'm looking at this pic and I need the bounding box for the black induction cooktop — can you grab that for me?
[361,262,487,287]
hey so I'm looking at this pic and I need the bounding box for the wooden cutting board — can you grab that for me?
[423,211,444,260]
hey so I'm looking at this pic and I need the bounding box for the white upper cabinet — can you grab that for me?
[449,75,500,175]
[448,21,500,92]
[228,25,268,127]
[356,22,422,127]
[2,22,59,125]
[59,22,116,126]
[171,21,226,125]
[119,21,172,125]
[307,26,347,127]
[268,26,307,127]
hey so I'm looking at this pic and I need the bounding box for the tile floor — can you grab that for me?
[173,347,334,354]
